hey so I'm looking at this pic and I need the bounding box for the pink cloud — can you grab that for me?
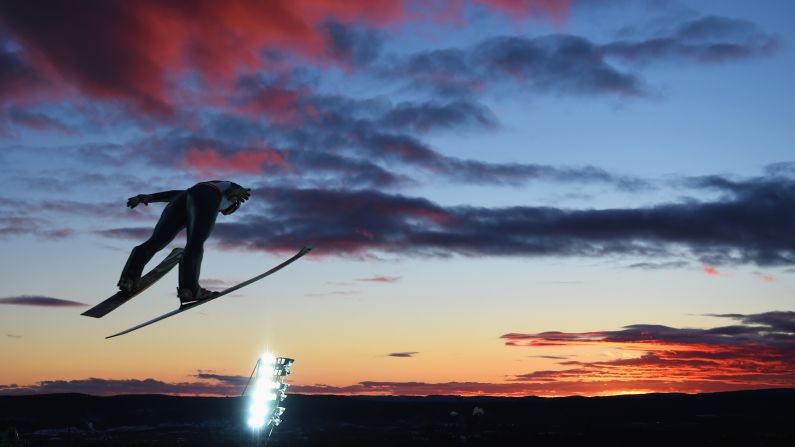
[185,146,288,174]
[703,265,729,277]
[753,272,775,283]
[358,275,401,283]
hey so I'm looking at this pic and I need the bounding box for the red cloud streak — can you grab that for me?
[497,312,795,395]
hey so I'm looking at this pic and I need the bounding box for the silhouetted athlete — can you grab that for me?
[118,181,251,304]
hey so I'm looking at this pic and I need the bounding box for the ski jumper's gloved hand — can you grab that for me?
[227,186,251,203]
[221,186,251,215]
[127,194,152,209]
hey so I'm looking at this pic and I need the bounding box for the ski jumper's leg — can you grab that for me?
[119,192,188,282]
[179,185,221,293]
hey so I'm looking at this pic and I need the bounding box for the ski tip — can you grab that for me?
[301,245,313,253]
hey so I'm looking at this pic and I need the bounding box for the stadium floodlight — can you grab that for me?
[243,352,294,440]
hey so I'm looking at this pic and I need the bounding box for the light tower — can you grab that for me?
[242,353,294,445]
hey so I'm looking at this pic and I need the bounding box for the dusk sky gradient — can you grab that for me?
[1,0,794,397]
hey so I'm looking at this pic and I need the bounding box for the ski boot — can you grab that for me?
[177,287,219,305]
[117,277,139,294]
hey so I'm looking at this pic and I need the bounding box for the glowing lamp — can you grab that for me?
[245,352,294,435]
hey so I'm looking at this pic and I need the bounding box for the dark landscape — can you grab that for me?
[1,389,793,446]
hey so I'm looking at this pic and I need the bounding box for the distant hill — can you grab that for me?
[1,389,794,446]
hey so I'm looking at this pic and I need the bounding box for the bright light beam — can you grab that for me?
[247,352,293,433]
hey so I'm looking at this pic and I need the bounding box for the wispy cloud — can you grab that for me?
[626,261,689,270]
[752,272,775,283]
[602,16,777,65]
[194,372,248,386]
[0,215,74,240]
[703,265,729,277]
[200,278,236,289]
[387,352,419,358]
[380,15,776,99]
[0,295,87,307]
[304,290,360,297]
[358,275,401,283]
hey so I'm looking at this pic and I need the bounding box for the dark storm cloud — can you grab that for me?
[387,352,418,358]
[0,295,87,307]
[321,20,383,66]
[602,16,777,64]
[150,174,792,267]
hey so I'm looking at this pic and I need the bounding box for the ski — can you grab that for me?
[106,246,312,339]
[82,247,184,318]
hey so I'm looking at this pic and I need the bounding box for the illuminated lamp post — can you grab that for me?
[242,353,293,445]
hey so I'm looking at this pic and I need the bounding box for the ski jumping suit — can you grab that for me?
[119,181,238,294]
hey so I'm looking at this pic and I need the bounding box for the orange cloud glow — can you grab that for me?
[498,312,795,395]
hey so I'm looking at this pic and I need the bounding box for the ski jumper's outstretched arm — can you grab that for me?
[147,190,183,203]
[127,190,183,208]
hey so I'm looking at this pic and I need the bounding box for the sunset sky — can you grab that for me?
[1,0,794,397]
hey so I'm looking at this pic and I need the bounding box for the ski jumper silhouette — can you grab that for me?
[118,181,251,304]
